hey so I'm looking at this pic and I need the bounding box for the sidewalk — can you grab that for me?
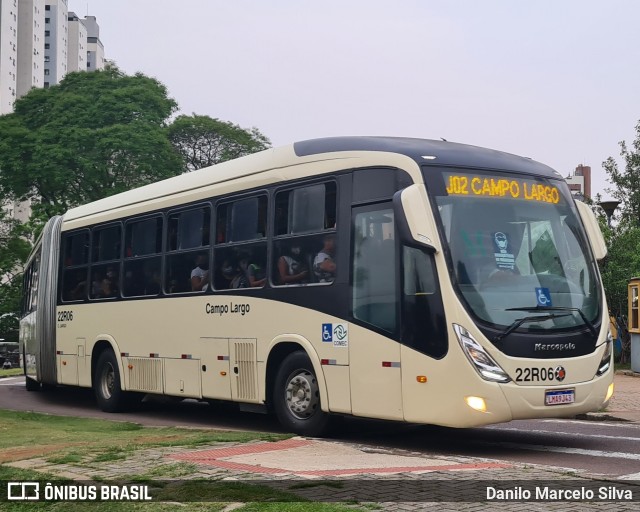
[5,370,639,510]
[593,370,640,423]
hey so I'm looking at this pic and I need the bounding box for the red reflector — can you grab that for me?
[321,359,329,365]
[382,361,392,367]
[217,356,224,360]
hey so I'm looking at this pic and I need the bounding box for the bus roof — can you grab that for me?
[294,137,560,178]
[64,136,560,224]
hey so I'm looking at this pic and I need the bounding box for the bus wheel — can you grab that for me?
[273,351,329,437]
[94,350,127,412]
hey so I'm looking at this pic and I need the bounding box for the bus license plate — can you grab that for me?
[545,389,575,406]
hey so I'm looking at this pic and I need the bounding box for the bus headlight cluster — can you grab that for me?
[454,324,511,383]
[596,330,613,377]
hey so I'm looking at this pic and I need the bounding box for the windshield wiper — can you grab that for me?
[495,312,573,343]
[504,306,598,338]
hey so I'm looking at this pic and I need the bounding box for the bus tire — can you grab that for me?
[25,376,40,392]
[94,350,128,412]
[273,351,329,437]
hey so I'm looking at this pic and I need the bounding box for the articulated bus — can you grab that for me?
[20,137,614,435]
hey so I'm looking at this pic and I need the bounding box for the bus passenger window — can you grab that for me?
[272,181,337,287]
[214,245,266,290]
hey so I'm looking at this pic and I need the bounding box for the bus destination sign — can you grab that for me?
[445,173,561,204]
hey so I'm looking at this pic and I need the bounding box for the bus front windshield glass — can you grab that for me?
[426,169,601,333]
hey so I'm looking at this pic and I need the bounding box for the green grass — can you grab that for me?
[0,367,23,378]
[0,411,359,511]
[0,409,290,466]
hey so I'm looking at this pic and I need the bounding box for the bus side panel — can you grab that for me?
[349,324,403,421]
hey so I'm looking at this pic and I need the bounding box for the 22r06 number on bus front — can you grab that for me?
[515,366,566,383]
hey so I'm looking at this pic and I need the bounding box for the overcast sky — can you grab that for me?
[71,0,640,199]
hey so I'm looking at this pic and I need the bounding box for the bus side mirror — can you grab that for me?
[575,200,607,261]
[393,185,440,253]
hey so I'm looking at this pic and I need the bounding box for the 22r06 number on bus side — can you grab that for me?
[515,366,565,383]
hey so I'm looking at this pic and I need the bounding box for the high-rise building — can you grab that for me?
[43,0,68,88]
[17,0,45,98]
[566,164,592,200]
[0,0,18,114]
[83,15,104,71]
[67,11,86,72]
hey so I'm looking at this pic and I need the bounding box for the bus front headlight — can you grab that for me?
[453,324,511,383]
[596,331,613,377]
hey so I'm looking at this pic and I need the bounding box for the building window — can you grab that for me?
[45,30,50,36]
[44,69,49,75]
[45,43,50,49]
[45,17,50,23]
[44,82,49,88]
[44,56,50,62]
[45,5,50,10]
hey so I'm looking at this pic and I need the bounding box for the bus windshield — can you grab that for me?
[425,169,601,335]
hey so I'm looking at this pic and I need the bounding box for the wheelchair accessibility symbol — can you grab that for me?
[535,287,552,307]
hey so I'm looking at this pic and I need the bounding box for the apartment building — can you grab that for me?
[17,0,45,98]
[43,0,68,88]
[566,164,592,200]
[66,10,85,72]
[0,0,18,114]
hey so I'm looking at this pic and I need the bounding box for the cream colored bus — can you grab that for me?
[19,137,614,435]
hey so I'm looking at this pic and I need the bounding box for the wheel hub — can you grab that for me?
[285,370,319,419]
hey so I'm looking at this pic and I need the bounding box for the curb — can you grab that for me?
[575,412,630,422]
[616,370,640,378]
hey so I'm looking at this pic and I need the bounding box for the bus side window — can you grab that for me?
[89,224,122,300]
[165,206,211,294]
[61,230,89,302]
[272,182,337,287]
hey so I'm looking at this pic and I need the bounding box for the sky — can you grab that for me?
[70,0,640,200]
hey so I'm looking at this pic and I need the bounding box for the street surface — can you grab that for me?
[1,375,639,481]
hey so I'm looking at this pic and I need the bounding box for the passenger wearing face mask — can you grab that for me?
[191,254,210,291]
[278,244,308,285]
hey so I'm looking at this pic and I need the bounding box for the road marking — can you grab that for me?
[539,419,640,429]
[0,377,24,385]
[487,426,640,443]
[618,472,640,480]
[489,441,640,461]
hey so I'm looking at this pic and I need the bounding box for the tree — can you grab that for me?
[0,209,31,341]
[0,67,183,218]
[167,114,270,173]
[603,120,640,227]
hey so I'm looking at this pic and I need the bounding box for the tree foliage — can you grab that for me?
[167,114,270,172]
[0,67,183,218]
[603,121,640,227]
[0,209,32,340]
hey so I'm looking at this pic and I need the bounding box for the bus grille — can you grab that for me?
[126,357,163,392]
[233,341,257,400]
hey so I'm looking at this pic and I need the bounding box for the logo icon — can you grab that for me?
[7,482,40,500]
[555,366,566,382]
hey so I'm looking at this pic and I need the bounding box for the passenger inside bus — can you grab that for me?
[313,234,336,283]
[277,244,308,285]
[191,253,209,291]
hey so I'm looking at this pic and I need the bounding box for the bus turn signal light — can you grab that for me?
[465,396,487,413]
[605,383,614,402]
[220,371,227,376]
[416,376,427,383]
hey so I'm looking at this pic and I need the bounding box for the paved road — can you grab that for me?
[2,376,640,480]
